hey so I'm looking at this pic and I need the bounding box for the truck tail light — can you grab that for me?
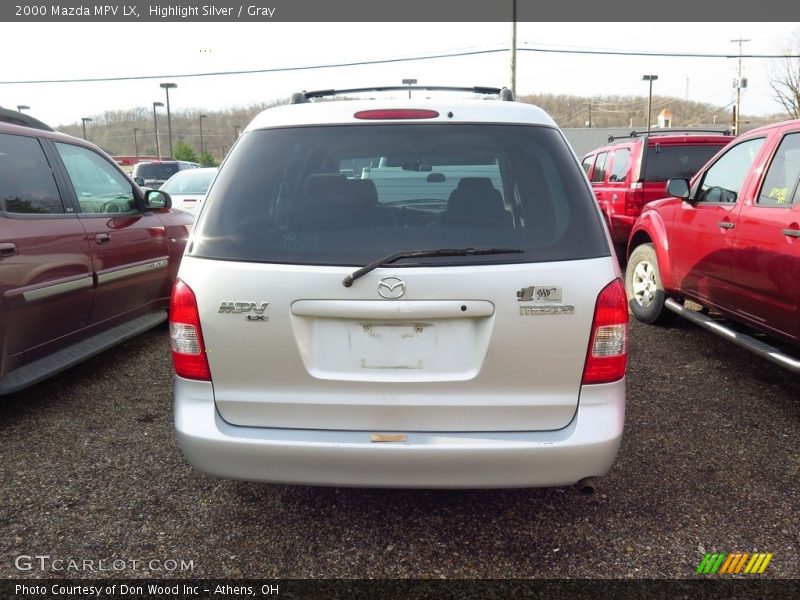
[582,279,628,385]
[625,181,645,216]
[169,280,211,381]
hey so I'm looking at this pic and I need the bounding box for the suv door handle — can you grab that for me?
[94,233,111,245]
[718,221,735,229]
[0,242,17,257]
[782,228,800,238]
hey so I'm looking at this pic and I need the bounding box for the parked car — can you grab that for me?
[582,130,734,257]
[626,119,800,373]
[132,160,201,190]
[159,167,218,215]
[0,120,194,394]
[170,85,628,489]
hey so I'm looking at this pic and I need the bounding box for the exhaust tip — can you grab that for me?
[577,477,598,496]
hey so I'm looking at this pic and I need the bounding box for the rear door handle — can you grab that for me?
[0,242,17,257]
[94,233,111,245]
[782,228,800,238]
[718,221,735,229]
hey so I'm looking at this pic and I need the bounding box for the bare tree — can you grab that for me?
[771,31,800,118]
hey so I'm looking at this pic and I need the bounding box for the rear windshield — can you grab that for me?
[191,124,609,266]
[133,162,180,180]
[643,144,726,182]
[161,170,216,195]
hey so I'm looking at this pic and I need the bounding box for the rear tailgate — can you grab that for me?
[182,256,615,432]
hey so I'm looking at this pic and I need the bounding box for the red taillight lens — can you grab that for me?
[354,109,439,120]
[625,181,645,216]
[582,279,629,385]
[169,280,211,381]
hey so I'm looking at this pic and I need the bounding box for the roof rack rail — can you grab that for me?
[607,128,733,143]
[290,86,514,104]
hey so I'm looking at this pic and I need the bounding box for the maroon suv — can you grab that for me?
[582,130,734,256]
[0,120,193,394]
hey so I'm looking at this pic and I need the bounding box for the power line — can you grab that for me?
[2,44,798,86]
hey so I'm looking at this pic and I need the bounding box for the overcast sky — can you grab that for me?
[1,21,798,128]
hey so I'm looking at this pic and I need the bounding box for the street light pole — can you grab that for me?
[17,105,29,113]
[199,114,207,162]
[81,117,92,140]
[152,101,163,159]
[133,127,142,159]
[160,82,177,158]
[642,75,659,134]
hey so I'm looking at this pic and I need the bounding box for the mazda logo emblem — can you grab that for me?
[378,277,406,299]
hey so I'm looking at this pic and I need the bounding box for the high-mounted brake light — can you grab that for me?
[354,109,440,120]
[582,279,629,385]
[169,280,211,381]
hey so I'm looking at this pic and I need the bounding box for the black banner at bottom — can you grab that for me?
[3,578,799,600]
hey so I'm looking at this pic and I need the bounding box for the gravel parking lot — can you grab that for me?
[1,318,798,582]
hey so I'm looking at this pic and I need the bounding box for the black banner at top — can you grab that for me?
[1,0,797,22]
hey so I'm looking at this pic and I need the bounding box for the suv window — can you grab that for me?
[609,148,631,182]
[590,152,607,183]
[758,132,800,206]
[644,144,726,182]
[0,133,64,214]
[133,163,182,180]
[192,124,608,265]
[55,142,137,214]
[581,154,594,175]
[696,138,765,204]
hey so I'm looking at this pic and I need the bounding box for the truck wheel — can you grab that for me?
[625,243,674,325]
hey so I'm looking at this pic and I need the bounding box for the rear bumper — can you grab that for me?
[174,377,625,488]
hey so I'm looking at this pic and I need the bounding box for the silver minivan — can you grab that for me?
[170,87,628,489]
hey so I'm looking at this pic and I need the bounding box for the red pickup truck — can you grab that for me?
[582,130,733,257]
[625,119,800,373]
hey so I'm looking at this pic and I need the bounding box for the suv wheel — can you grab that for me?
[625,243,674,325]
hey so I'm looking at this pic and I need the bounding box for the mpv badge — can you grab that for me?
[378,277,406,300]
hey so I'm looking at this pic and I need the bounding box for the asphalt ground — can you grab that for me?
[1,318,798,586]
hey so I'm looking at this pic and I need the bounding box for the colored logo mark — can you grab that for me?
[696,552,773,574]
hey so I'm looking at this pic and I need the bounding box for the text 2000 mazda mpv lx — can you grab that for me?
[170,86,628,489]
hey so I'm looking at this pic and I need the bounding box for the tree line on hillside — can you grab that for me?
[56,92,788,162]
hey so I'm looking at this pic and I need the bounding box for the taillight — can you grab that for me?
[582,279,628,385]
[625,181,645,216]
[169,280,211,381]
[354,109,439,120]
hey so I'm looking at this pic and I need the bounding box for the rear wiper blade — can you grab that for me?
[342,247,525,288]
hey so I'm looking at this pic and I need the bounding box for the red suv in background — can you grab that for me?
[0,119,193,394]
[626,119,800,373]
[582,130,734,257]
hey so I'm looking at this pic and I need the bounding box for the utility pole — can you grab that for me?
[510,0,517,97]
[731,37,750,135]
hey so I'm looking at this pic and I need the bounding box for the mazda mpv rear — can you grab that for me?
[171,86,628,488]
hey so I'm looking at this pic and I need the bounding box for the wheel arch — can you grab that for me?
[627,213,675,292]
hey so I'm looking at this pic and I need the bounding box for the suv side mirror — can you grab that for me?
[144,189,172,210]
[134,176,145,186]
[666,178,690,200]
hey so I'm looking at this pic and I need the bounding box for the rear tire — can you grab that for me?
[625,243,674,325]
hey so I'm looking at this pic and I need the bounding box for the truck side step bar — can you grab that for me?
[665,299,800,374]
